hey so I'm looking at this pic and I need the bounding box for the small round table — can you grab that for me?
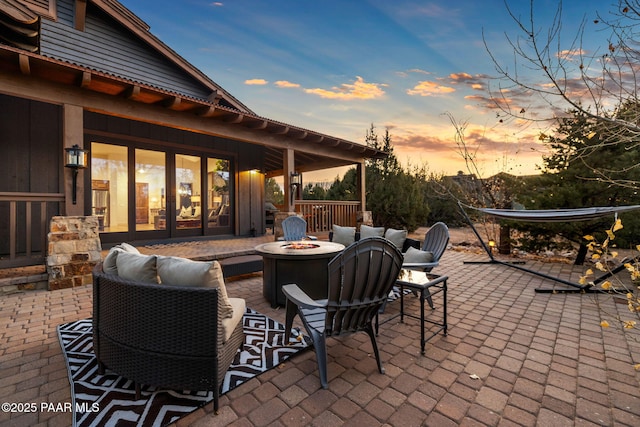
[255,241,345,307]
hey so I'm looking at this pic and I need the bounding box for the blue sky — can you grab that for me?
[122,0,611,182]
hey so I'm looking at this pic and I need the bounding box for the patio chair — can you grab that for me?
[402,221,450,308]
[282,236,403,389]
[281,215,315,241]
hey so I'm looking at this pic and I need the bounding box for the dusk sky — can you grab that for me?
[122,0,612,183]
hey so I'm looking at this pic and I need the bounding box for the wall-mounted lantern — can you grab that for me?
[290,171,301,205]
[64,144,88,204]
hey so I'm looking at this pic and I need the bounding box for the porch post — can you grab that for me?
[356,161,373,228]
[273,149,298,240]
[284,148,295,212]
[63,104,85,216]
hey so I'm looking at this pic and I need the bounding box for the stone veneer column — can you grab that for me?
[47,216,102,290]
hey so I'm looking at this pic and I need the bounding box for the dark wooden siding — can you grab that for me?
[40,0,212,101]
[0,94,61,256]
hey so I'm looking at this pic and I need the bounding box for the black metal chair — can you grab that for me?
[282,237,403,389]
[402,222,450,308]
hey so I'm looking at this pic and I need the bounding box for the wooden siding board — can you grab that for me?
[39,0,212,101]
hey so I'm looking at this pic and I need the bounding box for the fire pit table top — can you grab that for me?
[255,240,345,257]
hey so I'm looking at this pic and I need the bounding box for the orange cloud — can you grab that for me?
[274,80,300,88]
[407,81,455,96]
[304,76,386,100]
[245,79,268,85]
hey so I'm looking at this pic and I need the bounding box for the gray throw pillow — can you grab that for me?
[115,252,158,283]
[332,224,356,246]
[103,242,140,275]
[403,246,434,263]
[157,256,234,318]
[385,228,407,250]
[360,225,385,239]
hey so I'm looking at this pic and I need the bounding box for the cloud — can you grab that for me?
[407,80,455,96]
[210,2,223,6]
[304,76,386,100]
[274,80,300,88]
[244,79,268,85]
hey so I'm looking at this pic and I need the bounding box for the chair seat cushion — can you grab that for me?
[157,256,234,318]
[222,298,246,343]
[403,246,434,263]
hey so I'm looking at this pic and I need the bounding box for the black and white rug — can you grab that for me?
[58,309,310,427]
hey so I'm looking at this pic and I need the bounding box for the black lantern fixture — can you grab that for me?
[64,144,88,204]
[290,171,301,205]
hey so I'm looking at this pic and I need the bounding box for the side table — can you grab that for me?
[397,269,448,354]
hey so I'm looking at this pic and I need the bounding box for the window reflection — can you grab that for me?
[135,149,166,231]
[176,154,202,229]
[91,142,128,232]
[208,158,230,228]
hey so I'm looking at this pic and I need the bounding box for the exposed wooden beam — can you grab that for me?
[272,125,289,135]
[249,120,268,130]
[121,84,140,100]
[224,113,244,124]
[207,90,221,104]
[74,0,87,31]
[160,96,181,109]
[79,71,91,88]
[196,105,217,117]
[18,54,30,75]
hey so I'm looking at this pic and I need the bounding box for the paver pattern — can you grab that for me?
[1,235,639,426]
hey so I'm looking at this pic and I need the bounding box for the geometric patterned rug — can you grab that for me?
[57,308,311,427]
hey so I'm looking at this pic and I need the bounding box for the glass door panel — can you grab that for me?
[91,142,128,233]
[176,154,202,229]
[207,158,231,229]
[135,149,166,231]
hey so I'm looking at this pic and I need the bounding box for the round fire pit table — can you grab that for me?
[255,240,345,307]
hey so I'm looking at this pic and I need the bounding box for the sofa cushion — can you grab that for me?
[360,225,385,239]
[157,256,234,318]
[403,246,434,264]
[115,252,158,283]
[103,242,140,275]
[385,228,407,250]
[222,298,246,343]
[332,224,356,246]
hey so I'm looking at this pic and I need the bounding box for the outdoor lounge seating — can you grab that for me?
[282,236,403,389]
[92,245,245,413]
[329,224,421,252]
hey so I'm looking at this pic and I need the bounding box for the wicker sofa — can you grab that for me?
[92,246,245,413]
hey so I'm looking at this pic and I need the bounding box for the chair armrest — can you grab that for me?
[402,261,439,271]
[282,284,326,309]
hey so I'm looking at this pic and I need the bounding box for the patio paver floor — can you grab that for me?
[1,238,639,426]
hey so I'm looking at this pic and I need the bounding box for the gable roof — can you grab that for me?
[0,0,388,175]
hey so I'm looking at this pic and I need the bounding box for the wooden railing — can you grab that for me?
[294,200,361,233]
[0,192,64,268]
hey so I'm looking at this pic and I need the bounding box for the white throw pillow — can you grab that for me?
[385,228,407,250]
[360,225,385,239]
[115,252,158,283]
[403,246,434,263]
[332,224,356,246]
[103,242,140,275]
[157,256,234,318]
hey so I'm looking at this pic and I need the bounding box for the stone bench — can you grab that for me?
[218,254,263,279]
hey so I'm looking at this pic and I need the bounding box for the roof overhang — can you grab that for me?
[0,43,387,175]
